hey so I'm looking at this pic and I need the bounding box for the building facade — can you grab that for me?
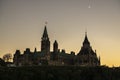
[77,32,100,66]
[13,25,100,66]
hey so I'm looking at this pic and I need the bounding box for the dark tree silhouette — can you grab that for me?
[3,53,12,62]
[0,58,6,66]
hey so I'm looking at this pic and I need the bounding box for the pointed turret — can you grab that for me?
[77,32,100,66]
[34,47,37,53]
[41,25,50,54]
[98,56,101,65]
[53,40,58,53]
[54,40,58,45]
[42,26,49,40]
[83,32,90,45]
[13,50,21,66]
[82,32,90,49]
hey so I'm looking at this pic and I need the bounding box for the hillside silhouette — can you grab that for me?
[0,66,120,80]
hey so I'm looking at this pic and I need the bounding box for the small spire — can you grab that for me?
[85,31,87,37]
[83,31,90,45]
[45,21,48,26]
[42,26,48,38]
[85,28,87,37]
[95,50,96,53]
[54,40,57,44]
[34,47,37,53]
[54,40,58,45]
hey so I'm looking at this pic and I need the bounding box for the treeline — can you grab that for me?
[0,66,120,80]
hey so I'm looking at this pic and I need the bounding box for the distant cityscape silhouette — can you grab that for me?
[13,25,100,66]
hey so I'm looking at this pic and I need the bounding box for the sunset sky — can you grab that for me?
[0,0,120,67]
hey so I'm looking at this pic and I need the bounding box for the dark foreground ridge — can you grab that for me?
[0,66,120,80]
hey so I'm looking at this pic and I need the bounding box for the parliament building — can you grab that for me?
[13,25,100,66]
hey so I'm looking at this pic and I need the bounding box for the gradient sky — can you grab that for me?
[0,0,120,67]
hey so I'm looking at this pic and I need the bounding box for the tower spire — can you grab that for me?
[42,25,48,39]
[45,21,48,26]
[41,23,50,54]
[85,30,87,37]
[53,40,58,53]
[83,31,90,46]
